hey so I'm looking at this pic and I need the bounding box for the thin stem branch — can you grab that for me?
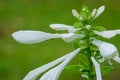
[86,30,94,80]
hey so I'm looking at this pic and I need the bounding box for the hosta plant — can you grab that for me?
[12,5,120,80]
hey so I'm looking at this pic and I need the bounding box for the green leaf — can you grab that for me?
[92,66,116,76]
[73,40,80,49]
[92,26,106,32]
[65,65,81,73]
[79,58,88,68]
[74,22,83,28]
[101,66,116,75]
[65,65,88,73]
[80,5,92,21]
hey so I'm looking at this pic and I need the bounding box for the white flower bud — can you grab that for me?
[12,30,61,44]
[94,29,120,39]
[50,24,73,30]
[61,33,84,42]
[99,42,117,59]
[72,9,79,19]
[93,6,105,20]
[92,39,120,64]
[39,48,81,80]
[72,9,83,20]
[91,57,102,80]
[91,9,97,17]
[23,53,70,80]
[49,24,80,33]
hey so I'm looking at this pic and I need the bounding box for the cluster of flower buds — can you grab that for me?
[12,5,120,80]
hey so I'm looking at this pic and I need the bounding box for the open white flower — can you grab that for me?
[92,39,120,64]
[12,30,84,44]
[93,29,120,39]
[23,48,81,80]
[91,57,102,80]
[92,6,105,20]
[49,24,81,33]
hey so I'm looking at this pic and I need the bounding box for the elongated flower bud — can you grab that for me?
[50,24,80,33]
[12,30,61,44]
[91,57,102,80]
[93,6,105,19]
[72,9,83,20]
[23,53,70,80]
[72,9,79,19]
[94,29,120,39]
[40,48,81,80]
[91,9,97,17]
[50,24,73,30]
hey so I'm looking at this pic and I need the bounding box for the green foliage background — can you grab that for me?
[0,0,120,80]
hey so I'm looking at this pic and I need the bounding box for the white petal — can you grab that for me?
[72,9,79,19]
[61,33,84,42]
[12,30,61,44]
[93,6,105,19]
[40,48,81,80]
[91,9,97,17]
[91,57,102,80]
[113,55,120,63]
[93,30,117,39]
[23,53,70,80]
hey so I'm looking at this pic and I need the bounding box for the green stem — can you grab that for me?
[86,30,93,80]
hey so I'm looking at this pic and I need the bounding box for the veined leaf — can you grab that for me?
[65,65,88,73]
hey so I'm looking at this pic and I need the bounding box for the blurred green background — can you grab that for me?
[0,0,120,80]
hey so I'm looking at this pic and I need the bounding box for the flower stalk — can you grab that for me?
[86,29,93,80]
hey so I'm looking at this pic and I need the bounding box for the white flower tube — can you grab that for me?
[93,6,105,20]
[93,30,120,39]
[92,39,120,64]
[40,48,81,80]
[23,53,70,80]
[12,30,62,44]
[61,33,85,42]
[49,24,80,33]
[91,57,102,80]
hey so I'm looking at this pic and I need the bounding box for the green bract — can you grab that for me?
[80,5,92,21]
